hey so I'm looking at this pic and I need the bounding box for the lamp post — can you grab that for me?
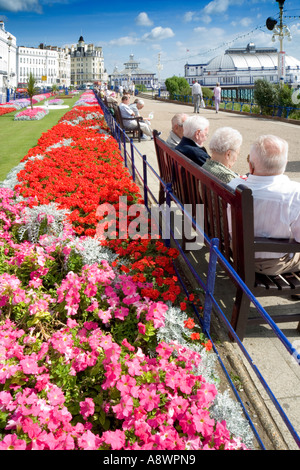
[266,0,291,85]
[6,35,12,102]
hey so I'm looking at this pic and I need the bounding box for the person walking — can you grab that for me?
[192,80,203,114]
[213,82,221,113]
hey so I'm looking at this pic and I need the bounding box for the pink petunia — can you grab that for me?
[138,322,146,335]
[19,357,39,375]
[0,433,27,450]
[101,429,126,450]
[80,398,95,420]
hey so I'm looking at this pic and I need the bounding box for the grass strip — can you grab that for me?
[0,93,82,181]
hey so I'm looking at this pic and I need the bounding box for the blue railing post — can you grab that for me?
[164,182,173,248]
[130,139,135,181]
[203,237,219,335]
[142,154,148,210]
[123,132,127,167]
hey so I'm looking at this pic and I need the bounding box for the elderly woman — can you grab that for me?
[175,115,210,166]
[202,127,242,183]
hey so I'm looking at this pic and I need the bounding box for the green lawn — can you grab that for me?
[0,94,82,182]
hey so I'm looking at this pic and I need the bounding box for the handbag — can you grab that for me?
[200,98,205,108]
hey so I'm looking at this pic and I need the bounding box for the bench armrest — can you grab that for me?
[254,237,300,253]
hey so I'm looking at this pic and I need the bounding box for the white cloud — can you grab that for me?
[0,0,42,12]
[108,36,139,47]
[135,12,153,27]
[240,17,253,28]
[204,0,229,15]
[183,11,195,23]
[142,26,175,41]
[194,26,224,37]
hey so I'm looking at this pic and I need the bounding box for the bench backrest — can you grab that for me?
[153,132,256,287]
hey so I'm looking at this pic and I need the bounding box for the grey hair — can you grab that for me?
[134,98,144,106]
[183,115,209,140]
[171,113,188,127]
[209,127,242,154]
[249,135,288,175]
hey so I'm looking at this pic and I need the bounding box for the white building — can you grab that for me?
[185,43,300,100]
[109,54,158,90]
[70,36,106,87]
[0,21,17,103]
[17,43,71,90]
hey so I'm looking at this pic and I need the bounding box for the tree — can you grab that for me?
[165,76,191,99]
[274,83,293,108]
[52,84,59,94]
[253,79,277,114]
[27,72,37,109]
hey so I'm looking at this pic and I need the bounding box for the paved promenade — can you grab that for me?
[126,94,300,450]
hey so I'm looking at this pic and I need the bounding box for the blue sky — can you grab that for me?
[1,0,300,79]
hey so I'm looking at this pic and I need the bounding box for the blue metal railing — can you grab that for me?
[164,94,300,120]
[96,93,300,450]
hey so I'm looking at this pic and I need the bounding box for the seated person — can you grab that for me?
[165,113,188,149]
[175,115,210,166]
[130,98,146,117]
[119,95,153,140]
[202,127,242,184]
[228,134,300,278]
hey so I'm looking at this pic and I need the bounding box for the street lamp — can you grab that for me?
[6,35,12,102]
[266,0,291,85]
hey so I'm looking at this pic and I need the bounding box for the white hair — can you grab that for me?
[171,113,188,128]
[183,116,209,140]
[209,127,242,154]
[134,98,144,106]
[249,135,288,175]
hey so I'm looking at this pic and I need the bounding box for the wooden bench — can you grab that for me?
[112,104,142,142]
[153,130,300,341]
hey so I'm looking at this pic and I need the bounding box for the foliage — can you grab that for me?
[135,84,147,92]
[165,76,191,99]
[202,87,213,99]
[26,73,37,110]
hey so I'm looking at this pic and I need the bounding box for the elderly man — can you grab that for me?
[165,113,188,149]
[175,115,210,166]
[130,98,146,117]
[202,127,242,183]
[119,95,153,140]
[192,80,203,113]
[228,134,300,279]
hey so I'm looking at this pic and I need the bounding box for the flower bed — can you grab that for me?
[14,107,49,121]
[0,106,17,116]
[48,98,64,106]
[0,92,253,450]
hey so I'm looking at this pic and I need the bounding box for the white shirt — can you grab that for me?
[192,82,202,95]
[119,103,135,119]
[228,174,300,258]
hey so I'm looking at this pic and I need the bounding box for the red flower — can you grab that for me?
[183,317,195,329]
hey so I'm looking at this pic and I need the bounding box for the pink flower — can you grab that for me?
[101,429,126,450]
[47,385,65,406]
[121,338,135,351]
[0,433,27,450]
[116,374,137,396]
[138,322,146,335]
[78,430,102,450]
[139,388,160,412]
[80,398,95,420]
[112,395,134,419]
[19,356,39,375]
[114,306,129,320]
